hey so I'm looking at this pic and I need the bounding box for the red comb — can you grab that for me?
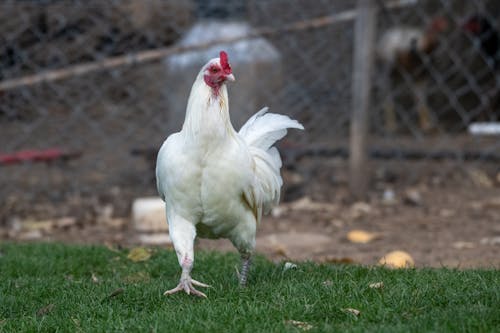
[219,51,232,74]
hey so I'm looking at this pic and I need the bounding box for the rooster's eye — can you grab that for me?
[210,67,219,73]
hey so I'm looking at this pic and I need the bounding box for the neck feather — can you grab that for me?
[182,77,235,139]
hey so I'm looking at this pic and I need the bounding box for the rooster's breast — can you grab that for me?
[198,138,254,234]
[157,133,254,234]
[156,133,205,222]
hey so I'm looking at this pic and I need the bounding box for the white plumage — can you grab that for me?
[156,52,303,297]
[376,17,448,133]
[377,27,425,64]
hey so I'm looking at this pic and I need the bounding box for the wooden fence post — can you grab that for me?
[349,0,377,199]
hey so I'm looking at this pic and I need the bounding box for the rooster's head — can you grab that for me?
[462,15,493,36]
[203,51,235,92]
[428,16,448,34]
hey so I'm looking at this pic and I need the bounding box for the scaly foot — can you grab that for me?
[164,277,210,298]
[239,255,252,287]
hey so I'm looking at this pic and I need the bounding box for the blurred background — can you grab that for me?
[1,0,499,267]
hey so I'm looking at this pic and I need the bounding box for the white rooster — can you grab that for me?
[377,17,448,132]
[156,51,303,297]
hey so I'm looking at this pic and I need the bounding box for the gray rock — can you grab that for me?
[131,197,168,232]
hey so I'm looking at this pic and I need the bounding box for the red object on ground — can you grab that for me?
[0,148,81,165]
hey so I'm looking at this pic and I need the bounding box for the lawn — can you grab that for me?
[0,243,499,332]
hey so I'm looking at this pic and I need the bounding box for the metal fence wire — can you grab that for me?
[1,0,499,223]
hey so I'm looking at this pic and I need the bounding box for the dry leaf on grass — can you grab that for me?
[347,230,379,244]
[369,282,384,289]
[127,247,151,262]
[71,317,82,331]
[379,251,414,268]
[91,273,99,283]
[105,288,124,299]
[285,320,313,331]
[343,308,361,316]
[36,304,55,317]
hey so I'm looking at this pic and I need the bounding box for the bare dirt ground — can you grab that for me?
[1,157,499,269]
[200,184,500,268]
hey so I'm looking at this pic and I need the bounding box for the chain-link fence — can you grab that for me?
[1,0,499,224]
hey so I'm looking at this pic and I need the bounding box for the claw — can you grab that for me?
[191,279,210,288]
[164,277,210,298]
[235,265,241,280]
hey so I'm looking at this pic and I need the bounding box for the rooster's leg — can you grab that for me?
[164,217,210,297]
[239,253,252,287]
[231,221,256,287]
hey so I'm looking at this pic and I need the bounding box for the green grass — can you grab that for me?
[0,243,499,332]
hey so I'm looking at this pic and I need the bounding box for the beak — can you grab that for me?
[226,73,235,82]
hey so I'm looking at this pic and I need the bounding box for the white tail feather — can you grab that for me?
[239,107,303,218]
[239,107,304,151]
